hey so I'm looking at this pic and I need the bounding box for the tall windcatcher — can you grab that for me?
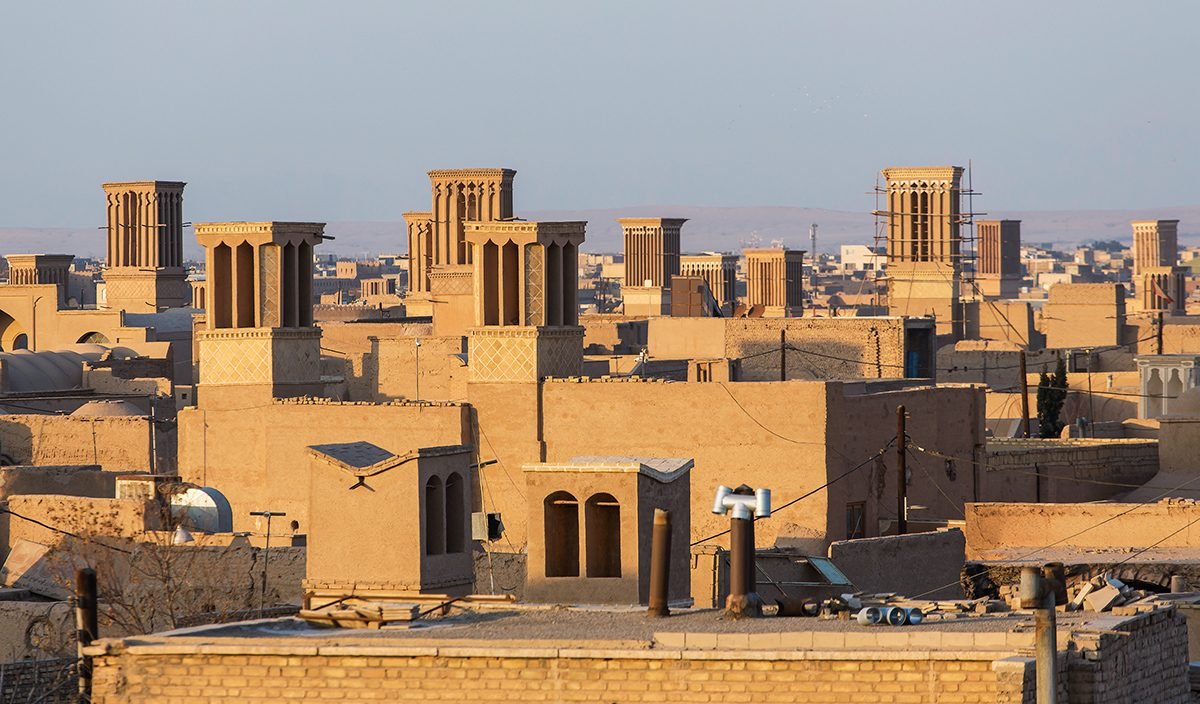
[101,181,188,312]
[880,166,965,336]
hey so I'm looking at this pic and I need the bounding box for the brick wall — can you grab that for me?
[1065,608,1190,704]
[90,645,1033,704]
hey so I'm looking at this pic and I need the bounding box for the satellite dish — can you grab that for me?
[169,487,233,533]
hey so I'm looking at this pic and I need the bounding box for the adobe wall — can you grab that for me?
[494,380,985,549]
[1159,417,1200,473]
[965,499,1200,560]
[579,313,648,354]
[978,438,1159,503]
[317,321,432,355]
[176,400,471,532]
[985,371,1143,429]
[967,299,1037,347]
[0,465,115,501]
[0,415,155,472]
[822,384,983,541]
[1160,322,1200,354]
[827,528,966,599]
[1043,283,1126,349]
[938,344,1059,390]
[646,316,911,381]
[343,335,468,402]
[3,495,158,557]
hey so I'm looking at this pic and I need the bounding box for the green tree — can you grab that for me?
[1036,357,1069,437]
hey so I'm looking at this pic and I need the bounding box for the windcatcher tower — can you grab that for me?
[744,248,804,317]
[465,221,585,382]
[406,169,516,316]
[101,181,188,312]
[880,166,964,337]
[620,217,686,316]
[194,222,325,406]
[1132,220,1184,313]
[975,220,1021,299]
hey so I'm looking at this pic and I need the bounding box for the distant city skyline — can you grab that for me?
[1,1,1197,228]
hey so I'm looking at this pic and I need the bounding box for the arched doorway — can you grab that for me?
[0,309,28,352]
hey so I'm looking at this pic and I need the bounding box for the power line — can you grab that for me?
[689,441,894,547]
[0,506,134,555]
[906,471,1200,600]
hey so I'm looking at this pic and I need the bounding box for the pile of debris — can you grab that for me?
[785,592,1009,624]
[995,573,1167,613]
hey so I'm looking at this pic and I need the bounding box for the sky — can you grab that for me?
[0,1,1197,228]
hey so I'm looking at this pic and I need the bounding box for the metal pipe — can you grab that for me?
[726,515,761,617]
[76,567,98,701]
[647,509,671,617]
[779,328,786,381]
[896,405,907,535]
[1019,565,1058,704]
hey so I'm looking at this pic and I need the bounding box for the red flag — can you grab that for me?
[1152,278,1175,305]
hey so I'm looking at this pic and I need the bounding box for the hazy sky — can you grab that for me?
[1,1,1197,227]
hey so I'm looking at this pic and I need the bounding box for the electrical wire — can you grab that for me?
[906,471,1200,600]
[690,440,894,547]
[0,506,134,555]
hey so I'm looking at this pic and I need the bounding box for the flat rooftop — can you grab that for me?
[87,605,1150,658]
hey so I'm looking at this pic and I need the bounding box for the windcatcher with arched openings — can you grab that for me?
[193,222,325,405]
[523,456,692,605]
[424,475,445,556]
[445,471,466,554]
[543,491,580,577]
[305,442,476,599]
[463,220,586,384]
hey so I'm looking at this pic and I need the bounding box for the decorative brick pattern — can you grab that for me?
[524,244,543,326]
[259,245,280,328]
[197,329,320,386]
[468,327,582,383]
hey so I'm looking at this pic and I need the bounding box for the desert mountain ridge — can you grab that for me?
[3,204,1199,260]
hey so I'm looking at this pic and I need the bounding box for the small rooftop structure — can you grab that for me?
[305,441,475,600]
[524,455,692,606]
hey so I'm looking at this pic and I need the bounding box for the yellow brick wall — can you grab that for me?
[91,648,1033,704]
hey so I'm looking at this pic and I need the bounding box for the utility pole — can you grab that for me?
[1019,351,1031,439]
[414,338,422,402]
[809,223,818,290]
[896,405,907,535]
[779,329,787,381]
[250,510,286,613]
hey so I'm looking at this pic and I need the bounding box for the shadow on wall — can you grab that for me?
[0,421,34,465]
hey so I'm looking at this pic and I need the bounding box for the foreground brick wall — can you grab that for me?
[91,645,1033,704]
[1066,608,1190,704]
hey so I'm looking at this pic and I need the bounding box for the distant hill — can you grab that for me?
[4,204,1200,260]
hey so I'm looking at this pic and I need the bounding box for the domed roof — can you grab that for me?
[70,399,146,418]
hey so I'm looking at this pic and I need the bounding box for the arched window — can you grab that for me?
[585,493,621,578]
[12,334,28,351]
[445,472,465,554]
[1147,368,1165,419]
[77,332,109,344]
[1167,368,1185,416]
[424,475,445,556]
[543,491,579,577]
